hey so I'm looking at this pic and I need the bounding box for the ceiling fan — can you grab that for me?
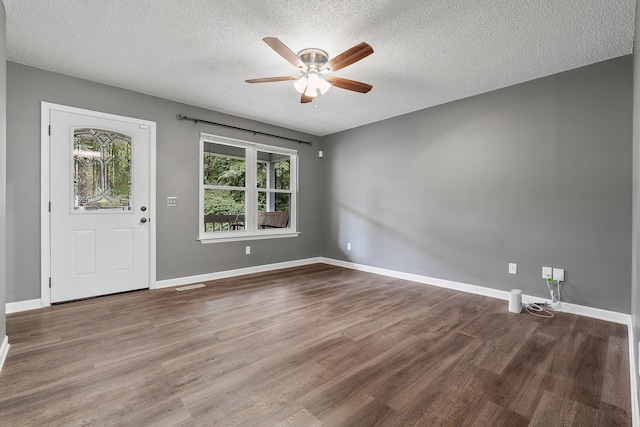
[245,37,374,104]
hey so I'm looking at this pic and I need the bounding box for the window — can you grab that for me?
[73,128,132,211]
[199,133,298,242]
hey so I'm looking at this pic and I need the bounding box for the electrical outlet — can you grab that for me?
[245,246,251,255]
[508,263,517,275]
[542,266,552,279]
[553,268,565,282]
[347,243,352,251]
[167,196,178,207]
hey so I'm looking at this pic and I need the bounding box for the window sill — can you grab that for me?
[198,231,300,244]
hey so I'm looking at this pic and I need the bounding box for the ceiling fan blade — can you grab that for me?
[327,77,373,93]
[328,42,373,72]
[301,92,313,103]
[263,37,306,69]
[245,76,297,83]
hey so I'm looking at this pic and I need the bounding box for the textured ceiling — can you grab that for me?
[3,0,636,136]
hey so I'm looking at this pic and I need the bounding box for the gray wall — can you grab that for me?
[0,3,6,339]
[322,56,632,313]
[631,0,640,412]
[6,62,323,303]
[5,56,634,315]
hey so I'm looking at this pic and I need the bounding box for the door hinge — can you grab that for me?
[49,201,51,212]
[48,124,51,136]
[49,277,52,288]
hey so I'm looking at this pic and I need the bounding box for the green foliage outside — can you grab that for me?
[257,158,290,212]
[74,130,132,210]
[204,152,291,215]
[204,190,244,216]
[203,154,246,215]
[203,154,246,187]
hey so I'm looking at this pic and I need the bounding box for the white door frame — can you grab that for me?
[40,102,157,306]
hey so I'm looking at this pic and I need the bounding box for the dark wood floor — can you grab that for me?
[0,264,631,426]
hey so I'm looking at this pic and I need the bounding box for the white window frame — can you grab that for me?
[199,133,299,243]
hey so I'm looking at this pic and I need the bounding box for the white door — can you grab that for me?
[48,106,153,303]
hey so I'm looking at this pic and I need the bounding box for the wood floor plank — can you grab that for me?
[573,315,619,339]
[366,333,483,413]
[529,390,596,427]
[468,313,540,374]
[602,335,632,413]
[269,406,323,427]
[459,399,529,427]
[0,263,631,426]
[411,293,492,341]
[597,401,634,426]
[298,335,424,419]
[315,319,423,374]
[546,332,607,409]
[471,331,558,418]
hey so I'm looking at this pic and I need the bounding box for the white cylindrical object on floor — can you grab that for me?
[509,289,522,313]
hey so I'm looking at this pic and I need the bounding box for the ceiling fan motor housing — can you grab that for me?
[297,48,329,71]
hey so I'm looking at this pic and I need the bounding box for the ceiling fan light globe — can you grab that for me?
[307,72,321,90]
[293,76,307,93]
[318,77,331,94]
[304,85,317,97]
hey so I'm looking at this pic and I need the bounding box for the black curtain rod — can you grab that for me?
[176,114,312,146]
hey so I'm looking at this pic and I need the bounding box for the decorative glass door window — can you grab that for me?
[73,128,132,211]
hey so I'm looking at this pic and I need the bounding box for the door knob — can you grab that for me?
[140,218,148,223]
[141,206,147,211]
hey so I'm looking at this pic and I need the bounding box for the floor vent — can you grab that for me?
[175,283,206,291]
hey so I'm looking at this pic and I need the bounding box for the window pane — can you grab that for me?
[257,191,290,230]
[256,161,267,188]
[73,128,132,211]
[204,189,245,232]
[203,142,246,187]
[256,151,290,190]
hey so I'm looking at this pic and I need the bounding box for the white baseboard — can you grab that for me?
[627,320,639,427]
[0,335,9,373]
[553,301,631,325]
[321,256,510,298]
[6,299,42,314]
[320,257,629,325]
[7,258,631,325]
[154,257,323,289]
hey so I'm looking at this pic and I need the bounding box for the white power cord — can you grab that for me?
[525,278,562,318]
[525,302,554,318]
[546,278,559,306]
